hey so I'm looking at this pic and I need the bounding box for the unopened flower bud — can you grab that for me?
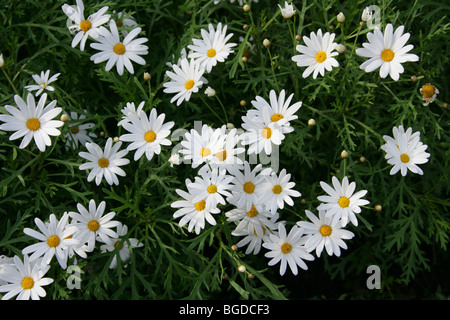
[410,75,418,82]
[238,265,246,273]
[263,39,270,47]
[227,123,235,130]
[143,72,151,81]
[360,156,366,163]
[113,136,120,143]
[335,44,346,53]
[0,54,4,69]
[337,12,345,23]
[308,118,316,126]
[341,150,349,159]
[231,244,238,251]
[243,4,251,12]
[204,86,216,97]
[60,114,70,122]
[241,56,248,63]
[240,100,247,107]
[295,34,301,41]
[374,204,382,212]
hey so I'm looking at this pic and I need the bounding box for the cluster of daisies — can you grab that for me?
[0,199,142,300]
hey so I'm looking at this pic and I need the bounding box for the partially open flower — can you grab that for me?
[420,83,439,106]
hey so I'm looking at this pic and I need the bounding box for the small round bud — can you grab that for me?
[113,136,119,143]
[300,198,306,205]
[360,156,366,163]
[60,114,70,122]
[410,75,417,82]
[231,244,238,251]
[241,56,248,63]
[263,39,270,47]
[374,204,382,212]
[227,123,235,130]
[248,274,255,280]
[341,150,349,159]
[240,100,247,106]
[337,12,345,23]
[443,102,448,109]
[335,44,346,54]
[238,265,246,273]
[243,24,249,30]
[100,131,105,137]
[243,4,251,12]
[204,86,216,97]
[329,25,334,30]
[308,118,316,126]
[295,34,301,41]
[143,72,151,81]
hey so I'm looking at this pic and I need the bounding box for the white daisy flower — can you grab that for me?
[209,126,245,171]
[24,70,60,97]
[115,11,138,37]
[163,58,207,106]
[61,0,110,51]
[22,213,79,270]
[100,223,143,269]
[257,168,302,214]
[119,107,175,161]
[355,23,419,81]
[0,256,15,286]
[317,176,370,227]
[381,126,430,176]
[68,199,121,252]
[240,107,285,155]
[117,101,145,127]
[292,29,339,79]
[278,1,296,19]
[297,210,355,257]
[78,137,130,186]
[262,223,314,276]
[64,111,97,149]
[246,89,302,134]
[0,255,53,300]
[187,165,234,210]
[232,218,277,255]
[0,93,63,152]
[179,124,226,168]
[187,22,237,73]
[171,182,221,235]
[90,20,148,76]
[227,161,266,212]
[226,204,278,238]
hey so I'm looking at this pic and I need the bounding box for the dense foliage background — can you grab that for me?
[0,0,448,299]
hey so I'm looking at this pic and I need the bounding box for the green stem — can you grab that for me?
[2,68,20,95]
[214,95,229,124]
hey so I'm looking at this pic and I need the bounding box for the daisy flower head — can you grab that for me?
[187,22,237,73]
[381,126,430,176]
[68,199,121,252]
[209,126,245,171]
[24,70,60,97]
[90,20,148,76]
[297,209,355,257]
[78,137,130,186]
[292,29,339,79]
[119,107,175,161]
[100,223,143,269]
[420,83,439,106]
[22,213,79,269]
[226,203,278,238]
[317,176,370,227]
[262,223,314,276]
[171,183,221,235]
[355,23,419,81]
[0,255,53,300]
[0,93,63,152]
[117,101,145,127]
[114,11,138,37]
[163,58,207,106]
[257,168,301,214]
[61,0,110,51]
[278,1,296,19]
[64,111,97,149]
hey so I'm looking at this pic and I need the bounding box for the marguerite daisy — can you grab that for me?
[0,255,53,300]
[90,20,149,75]
[68,199,121,252]
[226,204,278,238]
[0,93,63,152]
[119,107,175,161]
[187,22,237,73]
[117,101,145,127]
[61,0,110,51]
[209,126,245,171]
[22,213,79,269]
[24,70,60,97]
[420,83,439,106]
[262,223,314,276]
[381,125,430,176]
[278,1,296,19]
[355,23,419,81]
[163,58,207,106]
[291,29,339,79]
[297,209,355,257]
[317,176,370,227]
[78,137,130,186]
[64,111,97,149]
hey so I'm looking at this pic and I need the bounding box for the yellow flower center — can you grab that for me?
[47,235,60,248]
[381,49,395,62]
[80,20,92,32]
[114,240,124,250]
[243,182,255,194]
[144,130,157,142]
[88,220,100,232]
[201,147,211,157]
[400,153,410,163]
[185,80,195,90]
[215,150,227,161]
[315,51,327,63]
[21,277,34,290]
[262,127,272,139]
[71,127,79,134]
[26,118,41,131]
[207,48,217,58]
[271,113,284,122]
[98,157,109,168]
[113,43,126,55]
[338,196,350,208]
[195,200,206,211]
[272,184,282,194]
[207,184,217,194]
[247,205,259,217]
[281,242,292,254]
[319,225,332,237]
[421,84,436,98]
[116,21,124,28]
